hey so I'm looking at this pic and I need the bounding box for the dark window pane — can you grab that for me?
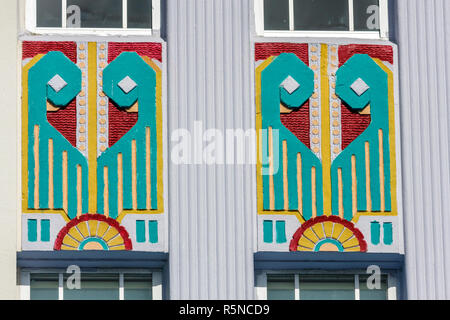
[294,0,349,31]
[63,273,119,300]
[359,274,388,300]
[353,0,380,31]
[264,0,289,31]
[128,0,152,29]
[67,0,123,28]
[267,274,295,300]
[299,274,355,300]
[36,0,62,27]
[30,274,59,300]
[124,274,153,300]
[354,0,380,31]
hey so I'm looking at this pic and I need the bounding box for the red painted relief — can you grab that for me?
[338,44,394,67]
[22,41,77,62]
[255,43,309,65]
[108,42,163,63]
[108,103,139,147]
[280,102,311,149]
[47,100,78,147]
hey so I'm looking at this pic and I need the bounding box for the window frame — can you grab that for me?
[254,0,389,39]
[25,0,160,36]
[255,270,398,300]
[19,268,163,300]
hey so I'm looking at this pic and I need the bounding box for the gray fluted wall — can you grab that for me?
[396,0,450,299]
[166,0,256,299]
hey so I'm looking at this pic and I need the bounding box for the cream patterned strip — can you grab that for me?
[77,42,88,157]
[309,44,321,159]
[97,42,109,156]
[328,44,342,161]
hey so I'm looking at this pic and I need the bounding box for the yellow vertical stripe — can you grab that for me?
[118,153,123,214]
[33,125,40,209]
[77,165,82,217]
[297,153,303,214]
[62,151,68,214]
[131,139,138,210]
[269,126,275,211]
[379,129,385,212]
[88,42,98,213]
[320,44,332,216]
[365,141,372,212]
[48,139,54,209]
[283,140,289,211]
[311,166,317,218]
[338,168,344,218]
[146,127,151,210]
[351,155,357,217]
[104,166,109,217]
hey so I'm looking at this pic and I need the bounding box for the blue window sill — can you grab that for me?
[254,252,404,271]
[17,251,169,269]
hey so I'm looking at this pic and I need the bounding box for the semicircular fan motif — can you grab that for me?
[54,214,132,251]
[289,216,367,252]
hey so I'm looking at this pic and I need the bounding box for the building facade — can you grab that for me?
[0,0,449,300]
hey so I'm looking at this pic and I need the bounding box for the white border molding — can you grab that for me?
[387,273,397,300]
[61,0,67,28]
[152,271,163,300]
[379,0,389,39]
[152,0,161,34]
[254,0,264,36]
[123,0,128,29]
[58,273,64,300]
[348,0,355,31]
[255,272,268,300]
[354,274,360,300]
[288,0,294,31]
[294,274,300,300]
[25,0,36,32]
[19,272,31,300]
[119,273,125,300]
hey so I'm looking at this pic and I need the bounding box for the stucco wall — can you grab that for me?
[0,0,20,299]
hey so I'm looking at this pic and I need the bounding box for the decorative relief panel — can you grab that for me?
[255,42,402,253]
[21,41,166,252]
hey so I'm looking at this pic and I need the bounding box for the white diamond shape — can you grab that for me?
[118,76,137,94]
[281,76,300,94]
[351,78,370,96]
[47,75,67,93]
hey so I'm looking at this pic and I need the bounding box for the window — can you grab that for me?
[21,270,162,300]
[256,271,397,300]
[255,0,389,39]
[26,0,161,35]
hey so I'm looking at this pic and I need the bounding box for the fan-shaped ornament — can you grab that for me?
[54,214,132,251]
[289,216,367,252]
